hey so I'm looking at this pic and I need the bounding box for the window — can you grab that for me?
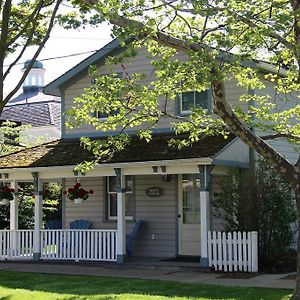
[182,174,200,224]
[107,176,134,220]
[92,72,123,119]
[179,91,208,115]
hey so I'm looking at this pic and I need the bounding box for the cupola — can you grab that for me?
[21,60,45,92]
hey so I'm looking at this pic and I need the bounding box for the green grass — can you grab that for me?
[0,270,292,300]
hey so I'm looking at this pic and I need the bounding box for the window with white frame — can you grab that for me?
[107,175,133,220]
[93,72,123,119]
[179,91,208,115]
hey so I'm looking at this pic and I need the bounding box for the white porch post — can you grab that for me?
[198,165,213,267]
[114,168,126,263]
[10,180,18,230]
[61,178,66,229]
[32,172,43,260]
[10,180,18,255]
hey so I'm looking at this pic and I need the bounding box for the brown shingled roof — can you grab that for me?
[0,134,235,169]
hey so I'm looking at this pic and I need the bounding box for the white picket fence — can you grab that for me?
[0,230,34,260]
[40,229,117,261]
[0,229,117,262]
[208,231,258,272]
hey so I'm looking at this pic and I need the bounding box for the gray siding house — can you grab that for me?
[0,39,296,266]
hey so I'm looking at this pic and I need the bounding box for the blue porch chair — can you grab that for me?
[44,219,62,229]
[70,219,92,229]
[126,219,143,256]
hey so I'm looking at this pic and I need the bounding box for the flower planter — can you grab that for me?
[0,198,10,205]
[74,198,83,204]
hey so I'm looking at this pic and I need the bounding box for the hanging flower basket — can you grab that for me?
[63,182,93,203]
[74,198,83,204]
[0,186,15,205]
[1,198,10,205]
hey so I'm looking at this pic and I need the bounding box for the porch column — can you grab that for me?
[61,178,66,229]
[32,172,43,260]
[10,180,18,256]
[198,165,213,267]
[114,168,126,263]
[9,180,18,231]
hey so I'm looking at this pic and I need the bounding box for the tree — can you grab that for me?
[0,0,103,114]
[213,159,296,272]
[70,1,300,298]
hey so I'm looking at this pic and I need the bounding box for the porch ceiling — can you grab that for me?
[0,133,235,169]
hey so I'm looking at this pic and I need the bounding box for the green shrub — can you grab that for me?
[213,159,296,272]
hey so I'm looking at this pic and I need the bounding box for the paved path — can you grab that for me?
[0,261,295,290]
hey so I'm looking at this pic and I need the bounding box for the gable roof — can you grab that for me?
[0,133,235,169]
[43,39,123,97]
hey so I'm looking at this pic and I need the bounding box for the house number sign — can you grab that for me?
[146,186,164,197]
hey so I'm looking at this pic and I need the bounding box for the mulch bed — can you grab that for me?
[216,272,259,279]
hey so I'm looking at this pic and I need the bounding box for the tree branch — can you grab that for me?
[3,0,62,107]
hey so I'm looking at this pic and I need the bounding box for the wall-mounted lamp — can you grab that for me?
[160,166,166,173]
[0,173,9,179]
[152,166,158,173]
[73,170,86,176]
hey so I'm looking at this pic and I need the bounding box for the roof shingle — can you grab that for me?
[0,134,235,169]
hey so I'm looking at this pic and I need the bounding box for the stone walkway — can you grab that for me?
[0,261,295,290]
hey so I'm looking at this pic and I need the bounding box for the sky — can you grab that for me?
[3,22,113,95]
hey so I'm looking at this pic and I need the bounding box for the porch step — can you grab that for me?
[121,257,210,273]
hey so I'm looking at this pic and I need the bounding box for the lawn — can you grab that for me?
[0,270,292,300]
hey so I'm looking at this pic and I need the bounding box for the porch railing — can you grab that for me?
[0,229,117,262]
[0,230,34,260]
[208,231,258,272]
[40,229,117,262]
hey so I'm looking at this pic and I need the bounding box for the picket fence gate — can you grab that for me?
[208,231,258,272]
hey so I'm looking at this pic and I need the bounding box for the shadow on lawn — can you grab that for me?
[0,271,291,300]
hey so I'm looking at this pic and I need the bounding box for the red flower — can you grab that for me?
[64,182,93,202]
[74,182,81,189]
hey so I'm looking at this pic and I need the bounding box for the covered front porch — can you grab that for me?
[0,160,214,265]
[0,134,253,269]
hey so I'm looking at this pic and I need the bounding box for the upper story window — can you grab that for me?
[107,175,134,220]
[179,91,209,115]
[92,72,123,120]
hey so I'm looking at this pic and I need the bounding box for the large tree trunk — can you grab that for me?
[292,188,300,299]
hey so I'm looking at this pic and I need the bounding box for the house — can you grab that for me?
[0,60,61,143]
[0,39,296,268]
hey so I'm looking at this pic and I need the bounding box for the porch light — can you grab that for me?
[73,170,86,177]
[152,166,158,173]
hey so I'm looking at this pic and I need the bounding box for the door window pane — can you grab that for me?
[182,174,200,224]
[107,176,133,220]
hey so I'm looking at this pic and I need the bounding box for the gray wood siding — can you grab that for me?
[255,82,300,164]
[65,175,177,258]
[133,175,177,257]
[63,47,248,137]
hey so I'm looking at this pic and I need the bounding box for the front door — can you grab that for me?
[178,174,201,256]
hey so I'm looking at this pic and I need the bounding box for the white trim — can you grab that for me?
[107,176,133,220]
[0,157,212,172]
[179,91,209,114]
[0,158,213,180]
